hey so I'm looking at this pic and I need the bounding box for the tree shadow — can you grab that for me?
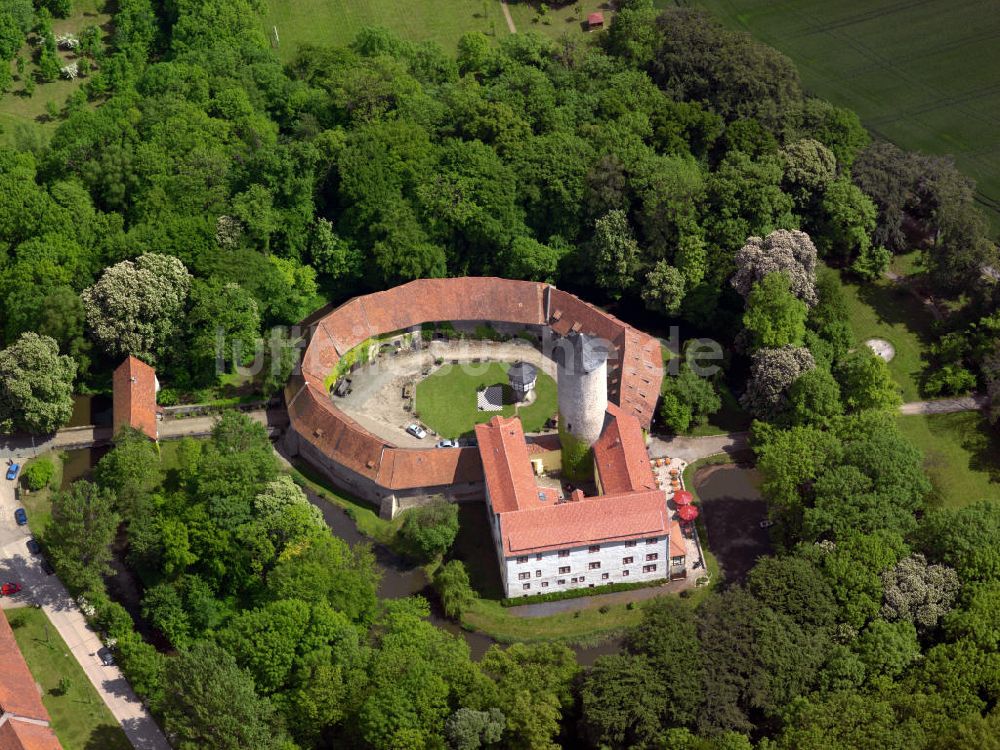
[855,281,936,343]
[84,724,130,750]
[962,414,1000,484]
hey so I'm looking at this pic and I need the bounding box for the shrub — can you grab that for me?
[397,498,459,561]
[598,604,611,614]
[22,457,54,491]
[434,560,478,619]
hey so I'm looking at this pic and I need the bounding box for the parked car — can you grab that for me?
[406,424,428,439]
[13,508,27,526]
[97,647,115,666]
[25,538,40,555]
[40,559,54,576]
[1,582,21,596]
[759,520,774,529]
[435,439,459,448]
[5,463,19,481]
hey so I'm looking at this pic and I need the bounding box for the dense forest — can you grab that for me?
[3,0,1000,747]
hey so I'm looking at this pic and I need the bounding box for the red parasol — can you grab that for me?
[677,504,699,522]
[673,490,693,506]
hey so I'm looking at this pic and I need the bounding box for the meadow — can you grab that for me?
[693,0,1000,234]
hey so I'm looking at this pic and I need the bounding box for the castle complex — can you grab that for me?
[285,277,687,597]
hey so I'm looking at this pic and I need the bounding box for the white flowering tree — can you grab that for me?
[0,332,77,434]
[741,345,815,419]
[81,253,192,362]
[731,229,819,306]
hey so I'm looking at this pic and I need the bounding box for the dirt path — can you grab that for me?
[898,393,988,415]
[500,0,516,33]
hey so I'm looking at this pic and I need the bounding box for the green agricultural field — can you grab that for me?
[5,608,131,750]
[896,412,1000,509]
[694,0,1000,234]
[415,361,557,438]
[261,0,509,60]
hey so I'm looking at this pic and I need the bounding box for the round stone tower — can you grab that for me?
[555,332,609,448]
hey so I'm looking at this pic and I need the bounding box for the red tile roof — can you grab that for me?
[474,417,543,513]
[289,278,666,499]
[0,721,62,750]
[669,524,686,558]
[0,614,50,722]
[112,356,158,440]
[0,613,62,750]
[593,405,657,495]
[500,490,668,556]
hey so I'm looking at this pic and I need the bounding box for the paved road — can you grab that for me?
[0,409,286,460]
[647,432,750,463]
[0,512,170,749]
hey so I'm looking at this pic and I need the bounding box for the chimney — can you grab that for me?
[571,489,585,503]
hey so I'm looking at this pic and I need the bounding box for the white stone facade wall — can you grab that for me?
[500,535,668,598]
[557,357,608,447]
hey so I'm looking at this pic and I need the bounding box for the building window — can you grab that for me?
[559,566,570,574]
[516,556,528,564]
[625,540,637,548]
[589,545,600,553]
[571,577,578,583]
[589,562,601,570]
[580,576,585,581]
[558,550,570,558]
[541,581,549,588]
[535,570,542,577]
[522,583,531,590]
[622,570,630,577]
[672,556,685,566]
[623,556,634,565]
[646,553,659,561]
[518,572,530,580]
[558,579,566,585]
[643,564,657,573]
[646,538,658,545]
[602,573,609,580]
[536,554,543,561]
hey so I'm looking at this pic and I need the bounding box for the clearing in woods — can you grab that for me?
[693,0,1000,235]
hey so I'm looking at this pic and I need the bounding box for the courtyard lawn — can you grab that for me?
[462,596,642,644]
[261,0,509,61]
[896,412,1000,509]
[415,361,557,439]
[5,608,130,750]
[693,0,1000,235]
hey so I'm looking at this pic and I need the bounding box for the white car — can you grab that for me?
[406,424,428,439]
[759,520,774,529]
[435,439,459,448]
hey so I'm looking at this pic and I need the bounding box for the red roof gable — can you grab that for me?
[112,356,158,440]
[474,416,542,513]
[593,404,656,495]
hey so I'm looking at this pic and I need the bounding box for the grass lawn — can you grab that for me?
[896,412,1000,509]
[415,361,557,439]
[5,608,130,750]
[505,1,612,39]
[693,0,1000,235]
[461,596,643,644]
[261,0,510,61]
[0,0,110,149]
[832,269,935,401]
[18,451,65,537]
